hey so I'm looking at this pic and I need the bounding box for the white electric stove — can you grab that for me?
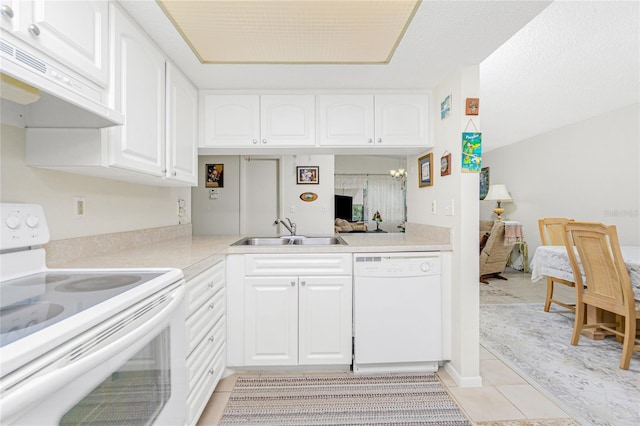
[0,203,187,425]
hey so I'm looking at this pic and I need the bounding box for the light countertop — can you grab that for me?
[53,228,451,280]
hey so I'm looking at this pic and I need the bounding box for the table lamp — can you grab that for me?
[484,184,512,221]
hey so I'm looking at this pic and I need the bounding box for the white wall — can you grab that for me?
[192,155,241,235]
[335,155,406,175]
[406,66,481,386]
[482,103,640,259]
[0,124,191,240]
[192,154,335,236]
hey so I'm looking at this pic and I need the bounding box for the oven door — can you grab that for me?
[0,281,186,426]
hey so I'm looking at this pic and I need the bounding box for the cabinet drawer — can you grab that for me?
[186,287,225,355]
[185,261,225,317]
[187,343,225,425]
[187,316,225,388]
[245,254,352,276]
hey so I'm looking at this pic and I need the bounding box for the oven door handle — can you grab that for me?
[0,285,185,423]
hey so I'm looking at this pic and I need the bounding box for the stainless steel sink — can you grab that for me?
[231,236,346,246]
[293,237,345,245]
[232,237,291,246]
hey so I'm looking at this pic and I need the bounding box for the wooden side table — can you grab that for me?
[508,241,529,273]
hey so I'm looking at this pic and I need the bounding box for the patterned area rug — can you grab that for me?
[219,373,471,425]
[480,303,640,426]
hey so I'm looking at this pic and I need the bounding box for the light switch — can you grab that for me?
[431,200,437,214]
[209,189,218,199]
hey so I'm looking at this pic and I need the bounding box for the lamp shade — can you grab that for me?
[484,184,513,202]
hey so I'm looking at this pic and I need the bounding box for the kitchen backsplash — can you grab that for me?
[45,224,192,267]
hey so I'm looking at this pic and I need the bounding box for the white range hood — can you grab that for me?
[0,37,123,129]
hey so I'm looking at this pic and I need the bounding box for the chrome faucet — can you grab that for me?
[274,218,296,235]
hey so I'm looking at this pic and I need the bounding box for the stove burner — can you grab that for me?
[57,275,142,292]
[1,302,65,334]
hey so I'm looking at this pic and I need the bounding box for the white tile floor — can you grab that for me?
[196,271,580,425]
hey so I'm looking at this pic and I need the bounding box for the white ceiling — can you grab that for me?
[120,1,639,153]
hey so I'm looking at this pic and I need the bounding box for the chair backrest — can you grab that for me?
[564,221,635,314]
[538,217,574,246]
[480,221,516,276]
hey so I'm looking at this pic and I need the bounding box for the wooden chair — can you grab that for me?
[564,221,640,370]
[538,218,577,312]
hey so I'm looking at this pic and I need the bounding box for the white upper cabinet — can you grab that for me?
[5,0,108,87]
[374,95,428,146]
[318,94,429,147]
[200,94,315,147]
[260,95,315,146]
[201,95,260,147]
[318,95,375,146]
[0,1,20,32]
[108,3,165,177]
[166,62,198,185]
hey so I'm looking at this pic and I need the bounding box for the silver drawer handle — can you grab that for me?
[300,281,306,286]
[367,138,373,144]
[376,138,382,144]
[1,5,14,18]
[28,24,40,36]
[209,336,215,343]
[209,303,214,309]
[208,369,215,375]
[208,282,214,289]
[290,281,296,286]
[262,139,267,144]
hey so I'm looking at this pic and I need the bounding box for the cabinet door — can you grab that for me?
[245,276,298,366]
[318,95,374,146]
[374,95,428,146]
[260,95,315,146]
[166,62,197,185]
[108,3,165,177]
[200,94,260,147]
[298,275,352,365]
[17,0,108,87]
[0,0,20,32]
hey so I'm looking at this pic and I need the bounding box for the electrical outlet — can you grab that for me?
[431,200,437,214]
[209,189,218,200]
[74,196,85,219]
[445,199,455,216]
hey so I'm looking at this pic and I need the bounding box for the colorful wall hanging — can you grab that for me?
[461,132,482,173]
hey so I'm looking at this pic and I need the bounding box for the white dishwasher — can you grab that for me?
[353,252,441,373]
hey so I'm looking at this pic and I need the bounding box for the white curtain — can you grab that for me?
[366,175,404,222]
[336,174,404,222]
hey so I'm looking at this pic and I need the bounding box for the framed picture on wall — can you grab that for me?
[418,153,433,187]
[205,164,224,188]
[440,152,452,176]
[296,166,319,184]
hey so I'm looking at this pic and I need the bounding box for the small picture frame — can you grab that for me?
[418,153,433,187]
[440,152,452,176]
[205,164,224,188]
[440,95,452,120]
[296,166,319,184]
[466,98,479,115]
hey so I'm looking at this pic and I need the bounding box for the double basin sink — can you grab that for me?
[232,235,346,246]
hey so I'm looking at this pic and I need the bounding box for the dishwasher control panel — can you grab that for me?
[353,252,440,277]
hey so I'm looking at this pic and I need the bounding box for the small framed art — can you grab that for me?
[440,152,451,176]
[205,164,224,188]
[418,153,433,187]
[465,98,479,115]
[296,166,319,184]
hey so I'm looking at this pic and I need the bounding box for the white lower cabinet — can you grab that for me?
[227,254,352,368]
[184,259,226,426]
[245,275,352,366]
